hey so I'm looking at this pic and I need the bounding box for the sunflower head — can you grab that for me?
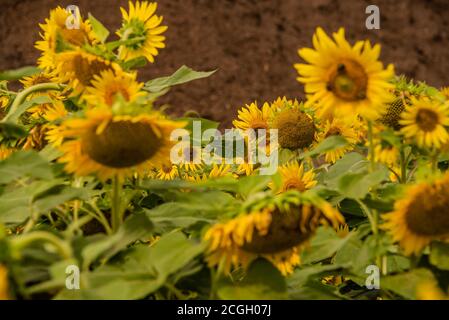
[233,102,274,131]
[271,108,315,150]
[269,161,317,194]
[383,174,449,255]
[379,98,405,130]
[117,1,167,63]
[155,162,179,180]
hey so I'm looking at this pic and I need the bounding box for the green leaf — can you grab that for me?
[0,122,28,138]
[301,136,348,159]
[2,95,53,123]
[382,269,436,299]
[122,56,147,70]
[288,263,348,288]
[336,166,389,199]
[217,259,288,300]
[0,66,41,81]
[88,13,109,43]
[430,242,449,271]
[32,185,87,212]
[144,65,216,93]
[0,151,54,184]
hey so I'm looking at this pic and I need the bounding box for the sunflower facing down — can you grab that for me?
[400,97,449,149]
[269,161,317,194]
[117,1,167,63]
[35,6,99,70]
[54,48,123,98]
[315,118,360,164]
[382,174,449,256]
[57,108,184,181]
[295,27,395,121]
[84,70,144,107]
[204,193,344,275]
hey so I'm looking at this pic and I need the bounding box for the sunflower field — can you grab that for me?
[1,1,449,301]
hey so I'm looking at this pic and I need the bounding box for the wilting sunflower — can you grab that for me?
[315,118,360,163]
[270,104,316,150]
[269,161,317,194]
[155,162,179,180]
[57,108,184,181]
[204,192,344,275]
[35,6,98,70]
[55,48,123,98]
[400,97,449,149]
[84,70,144,107]
[0,264,10,300]
[295,27,395,120]
[382,174,449,256]
[117,1,167,63]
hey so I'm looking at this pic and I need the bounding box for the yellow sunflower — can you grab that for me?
[400,97,449,149]
[233,102,275,132]
[204,194,344,275]
[117,1,167,63]
[374,140,398,167]
[315,118,360,163]
[0,145,14,161]
[44,101,69,147]
[440,87,449,100]
[55,48,123,98]
[0,96,9,119]
[295,27,395,120]
[0,264,10,300]
[84,70,144,107]
[57,108,184,181]
[175,142,204,172]
[269,161,317,194]
[35,6,98,70]
[155,162,179,180]
[382,174,449,256]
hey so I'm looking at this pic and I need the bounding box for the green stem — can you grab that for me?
[3,83,63,122]
[367,121,375,172]
[111,176,123,233]
[11,231,73,259]
[400,148,407,184]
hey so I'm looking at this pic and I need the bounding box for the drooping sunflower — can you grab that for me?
[270,103,316,150]
[57,108,184,181]
[84,70,144,107]
[400,97,449,149]
[269,161,317,194]
[117,1,167,63]
[155,162,179,180]
[382,174,449,256]
[35,6,99,70]
[315,118,360,163]
[295,27,395,120]
[204,192,344,275]
[54,48,123,98]
[233,102,274,132]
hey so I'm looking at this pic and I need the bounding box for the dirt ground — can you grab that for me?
[1,0,449,126]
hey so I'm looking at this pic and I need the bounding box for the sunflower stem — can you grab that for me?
[11,231,73,259]
[111,176,123,233]
[400,148,407,184]
[2,83,63,122]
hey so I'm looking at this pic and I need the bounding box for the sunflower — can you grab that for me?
[295,27,395,121]
[233,102,275,132]
[0,96,9,119]
[269,161,317,194]
[44,101,69,147]
[315,118,360,163]
[155,162,179,180]
[0,145,14,160]
[84,70,144,107]
[57,108,184,181]
[374,139,398,166]
[270,105,316,150]
[441,87,449,100]
[55,48,123,98]
[204,193,344,275]
[175,142,204,172]
[117,1,167,63]
[0,264,10,300]
[35,6,99,70]
[400,97,449,149]
[379,98,405,131]
[382,174,449,256]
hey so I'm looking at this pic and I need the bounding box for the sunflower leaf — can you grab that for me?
[0,66,41,81]
[88,13,109,43]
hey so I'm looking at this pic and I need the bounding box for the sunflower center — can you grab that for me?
[241,206,315,254]
[104,85,131,106]
[161,164,173,173]
[379,98,405,130]
[73,55,112,87]
[328,59,368,101]
[415,108,439,132]
[272,109,315,150]
[405,183,449,236]
[283,178,306,192]
[81,120,161,168]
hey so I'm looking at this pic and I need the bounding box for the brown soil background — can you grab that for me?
[1,0,448,126]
